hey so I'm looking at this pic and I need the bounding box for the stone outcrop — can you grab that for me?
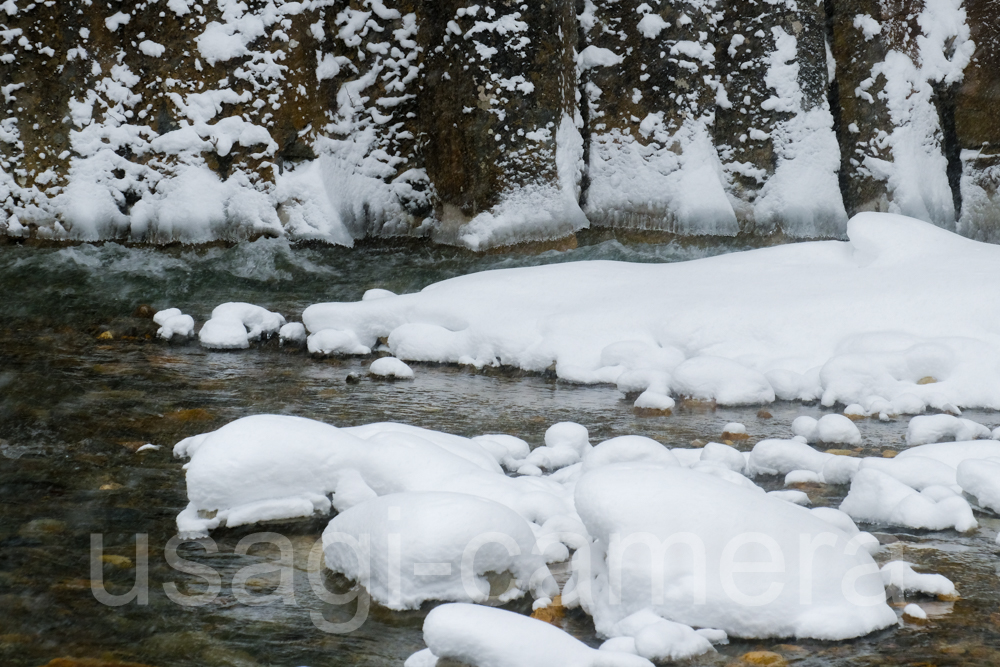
[0,0,994,248]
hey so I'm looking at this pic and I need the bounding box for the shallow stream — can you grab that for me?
[2,233,999,667]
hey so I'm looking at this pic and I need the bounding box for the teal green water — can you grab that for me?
[1,235,999,667]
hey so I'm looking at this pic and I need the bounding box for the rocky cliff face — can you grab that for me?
[0,0,993,248]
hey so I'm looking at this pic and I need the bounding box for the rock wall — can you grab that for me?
[0,0,994,248]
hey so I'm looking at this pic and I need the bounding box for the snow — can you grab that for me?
[903,603,927,620]
[410,603,653,667]
[153,307,194,339]
[578,46,624,71]
[722,422,746,436]
[370,356,414,379]
[278,322,306,345]
[748,439,832,477]
[171,415,576,549]
[568,463,897,641]
[791,415,861,445]
[839,468,976,532]
[323,492,556,609]
[170,413,914,648]
[520,422,593,473]
[956,459,1000,513]
[199,302,285,350]
[905,414,992,445]
[303,215,1000,411]
[581,436,679,472]
[881,561,957,597]
[897,440,1000,467]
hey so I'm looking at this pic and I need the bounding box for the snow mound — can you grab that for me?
[906,414,992,445]
[791,414,861,445]
[370,356,414,379]
[956,458,1000,513]
[301,214,1000,410]
[278,322,306,345]
[153,307,194,339]
[839,468,976,532]
[171,415,576,547]
[408,603,653,667]
[881,561,957,598]
[323,492,556,609]
[199,302,284,349]
[567,464,897,641]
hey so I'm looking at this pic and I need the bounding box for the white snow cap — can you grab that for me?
[905,414,992,445]
[568,464,897,641]
[369,356,414,378]
[278,322,306,345]
[153,307,194,339]
[199,302,285,349]
[881,561,957,598]
[792,414,861,445]
[323,492,556,609]
[408,603,653,667]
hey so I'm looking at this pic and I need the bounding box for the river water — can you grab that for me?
[2,233,999,667]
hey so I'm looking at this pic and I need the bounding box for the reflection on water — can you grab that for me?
[2,235,1000,666]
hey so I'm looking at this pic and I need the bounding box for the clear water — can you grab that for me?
[2,233,999,666]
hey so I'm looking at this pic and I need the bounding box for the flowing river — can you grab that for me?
[1,233,999,667]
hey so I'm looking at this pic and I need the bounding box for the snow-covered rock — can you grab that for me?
[906,414,992,445]
[839,468,977,532]
[323,492,556,609]
[567,464,897,641]
[407,603,653,667]
[369,357,414,379]
[153,307,194,339]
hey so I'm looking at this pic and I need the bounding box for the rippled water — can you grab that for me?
[2,233,999,667]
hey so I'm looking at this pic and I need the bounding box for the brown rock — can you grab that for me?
[689,439,708,448]
[916,376,938,385]
[97,331,114,341]
[756,410,773,419]
[741,651,788,666]
[101,555,133,569]
[824,448,858,457]
[132,305,155,319]
[164,408,214,422]
[882,450,898,458]
[530,595,565,625]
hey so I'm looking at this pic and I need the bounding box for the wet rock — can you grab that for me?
[823,448,857,457]
[101,554,133,569]
[715,0,846,236]
[741,651,788,666]
[756,409,773,419]
[581,0,734,235]
[164,408,214,423]
[19,518,66,538]
[530,594,565,625]
[132,304,155,319]
[882,449,898,458]
[421,1,585,249]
